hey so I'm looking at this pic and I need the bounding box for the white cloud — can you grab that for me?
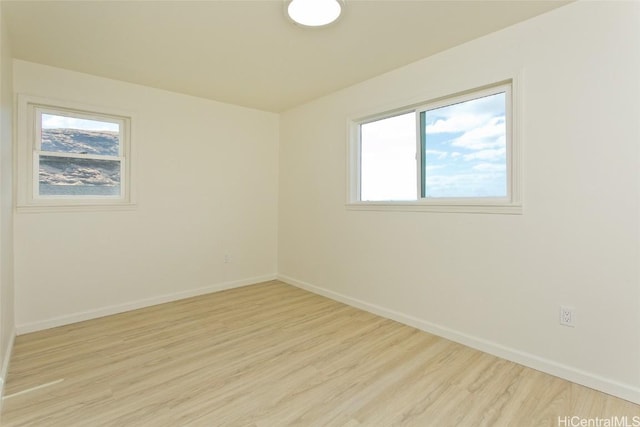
[472,163,506,172]
[424,92,506,135]
[450,117,505,150]
[425,149,448,160]
[463,147,506,161]
[425,165,446,172]
[451,152,462,158]
[425,114,486,134]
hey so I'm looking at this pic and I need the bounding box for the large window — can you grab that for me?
[17,95,134,211]
[349,82,520,214]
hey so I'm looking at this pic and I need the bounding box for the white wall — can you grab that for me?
[0,6,14,400]
[13,60,279,332]
[278,1,640,403]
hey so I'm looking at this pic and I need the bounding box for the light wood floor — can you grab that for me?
[2,281,638,426]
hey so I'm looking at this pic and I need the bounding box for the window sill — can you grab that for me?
[346,202,522,215]
[17,202,137,214]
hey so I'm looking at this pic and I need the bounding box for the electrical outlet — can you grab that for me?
[559,306,575,327]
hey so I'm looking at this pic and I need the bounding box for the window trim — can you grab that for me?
[16,94,136,213]
[346,79,522,214]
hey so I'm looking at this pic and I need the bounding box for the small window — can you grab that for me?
[17,95,134,211]
[349,81,520,214]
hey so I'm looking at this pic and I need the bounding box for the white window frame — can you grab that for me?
[347,79,522,214]
[16,94,136,212]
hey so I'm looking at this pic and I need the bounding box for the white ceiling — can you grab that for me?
[3,0,569,112]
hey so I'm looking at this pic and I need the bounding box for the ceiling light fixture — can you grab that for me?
[286,0,343,28]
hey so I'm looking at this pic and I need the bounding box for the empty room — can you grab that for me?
[0,0,639,425]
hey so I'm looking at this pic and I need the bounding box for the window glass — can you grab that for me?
[41,113,120,156]
[420,92,507,198]
[39,156,121,197]
[36,110,124,199]
[360,111,417,201]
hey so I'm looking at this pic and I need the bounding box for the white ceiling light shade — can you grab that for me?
[286,0,343,27]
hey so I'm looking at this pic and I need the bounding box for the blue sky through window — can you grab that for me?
[422,92,506,198]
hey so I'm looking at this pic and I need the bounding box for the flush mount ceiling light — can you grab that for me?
[286,0,343,27]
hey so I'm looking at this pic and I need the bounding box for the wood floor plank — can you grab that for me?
[2,280,638,426]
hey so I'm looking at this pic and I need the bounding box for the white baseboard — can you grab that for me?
[278,274,640,405]
[0,330,16,411]
[16,274,277,335]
